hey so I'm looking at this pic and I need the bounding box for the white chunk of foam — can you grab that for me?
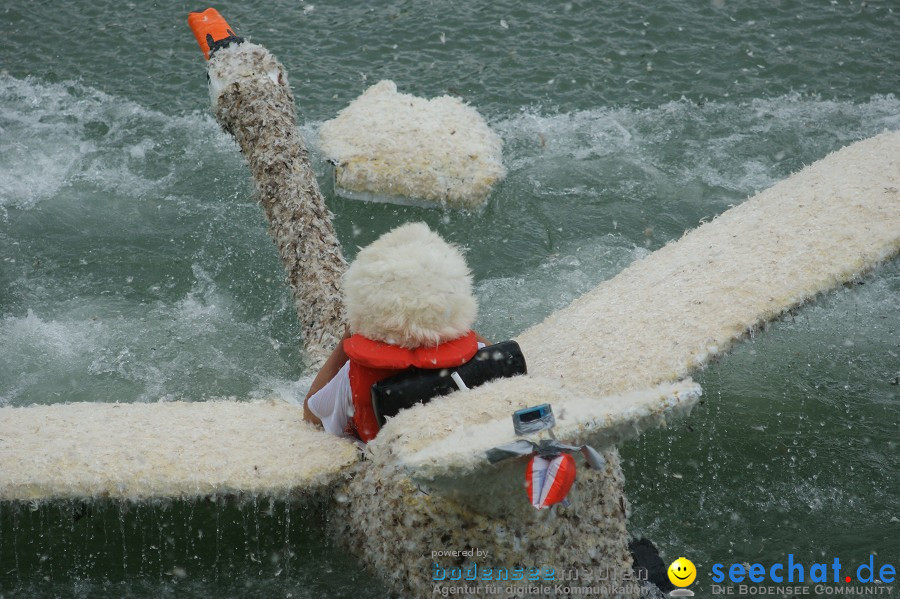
[318,80,506,209]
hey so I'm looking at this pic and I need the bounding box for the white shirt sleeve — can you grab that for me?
[306,361,352,436]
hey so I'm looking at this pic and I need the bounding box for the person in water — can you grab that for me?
[303,222,490,441]
[303,223,488,441]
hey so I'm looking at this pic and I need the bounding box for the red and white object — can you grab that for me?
[525,454,577,509]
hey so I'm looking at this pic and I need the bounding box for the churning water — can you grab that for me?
[1,0,897,597]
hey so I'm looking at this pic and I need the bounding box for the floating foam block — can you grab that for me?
[318,80,506,209]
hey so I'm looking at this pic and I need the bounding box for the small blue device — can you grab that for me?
[512,404,555,436]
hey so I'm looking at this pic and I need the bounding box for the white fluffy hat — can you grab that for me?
[343,222,477,348]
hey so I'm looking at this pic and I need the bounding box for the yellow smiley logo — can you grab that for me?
[667,557,697,587]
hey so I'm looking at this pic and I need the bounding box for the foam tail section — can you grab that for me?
[386,379,700,515]
[398,378,700,475]
[0,401,358,501]
[191,13,347,367]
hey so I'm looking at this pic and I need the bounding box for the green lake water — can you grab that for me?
[1,0,898,597]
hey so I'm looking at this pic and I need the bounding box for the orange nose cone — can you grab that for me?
[188,8,237,60]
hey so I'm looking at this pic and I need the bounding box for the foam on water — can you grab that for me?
[497,93,900,199]
[0,262,304,407]
[475,236,651,339]
[0,75,236,212]
[0,75,310,406]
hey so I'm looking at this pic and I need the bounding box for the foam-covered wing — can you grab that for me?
[394,377,697,484]
[376,131,899,496]
[0,401,358,501]
[517,130,900,397]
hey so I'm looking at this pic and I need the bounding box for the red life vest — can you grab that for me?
[343,331,479,442]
